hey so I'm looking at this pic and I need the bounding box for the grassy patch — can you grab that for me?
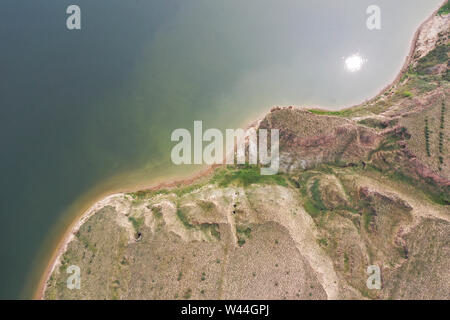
[303,178,329,217]
[236,226,252,238]
[128,182,205,200]
[438,1,450,15]
[196,200,215,212]
[344,253,350,271]
[176,205,221,237]
[127,188,171,200]
[400,90,413,98]
[308,108,356,118]
[236,225,252,246]
[362,206,376,232]
[200,223,221,240]
[151,206,163,219]
[366,155,449,205]
[295,171,319,193]
[211,165,287,187]
[174,184,204,197]
[303,199,321,217]
[176,208,194,229]
[128,216,144,231]
[357,118,388,129]
[444,68,450,82]
[388,170,450,205]
[409,76,438,94]
[416,44,450,75]
[310,179,327,210]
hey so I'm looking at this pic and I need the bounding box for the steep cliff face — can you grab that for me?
[43,10,450,300]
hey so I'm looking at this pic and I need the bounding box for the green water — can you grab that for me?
[0,0,444,298]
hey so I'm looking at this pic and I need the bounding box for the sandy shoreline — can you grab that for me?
[34,0,447,300]
[346,0,448,110]
[34,106,267,300]
[33,165,220,300]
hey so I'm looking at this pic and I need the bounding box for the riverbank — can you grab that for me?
[34,167,215,300]
[346,0,448,110]
[33,104,268,299]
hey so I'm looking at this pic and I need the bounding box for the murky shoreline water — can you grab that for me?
[0,0,444,298]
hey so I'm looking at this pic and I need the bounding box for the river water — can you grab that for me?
[0,0,444,298]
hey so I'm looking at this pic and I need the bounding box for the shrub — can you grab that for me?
[425,118,431,157]
[183,288,192,299]
[401,91,413,98]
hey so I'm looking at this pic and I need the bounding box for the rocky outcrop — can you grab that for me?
[259,109,381,172]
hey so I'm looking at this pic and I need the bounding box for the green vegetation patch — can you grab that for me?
[400,91,413,98]
[151,206,163,219]
[444,68,450,82]
[308,108,356,118]
[416,44,450,75]
[368,129,408,160]
[310,179,327,210]
[127,182,205,201]
[236,225,252,247]
[390,171,450,205]
[307,103,379,118]
[128,216,144,231]
[357,118,388,129]
[367,159,450,205]
[236,226,252,238]
[360,201,377,232]
[174,184,204,197]
[302,178,330,217]
[304,199,321,217]
[410,76,438,94]
[438,1,450,15]
[176,208,194,229]
[127,188,171,201]
[196,200,215,212]
[176,206,221,239]
[211,165,287,187]
[200,223,221,240]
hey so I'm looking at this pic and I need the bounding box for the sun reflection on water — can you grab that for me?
[344,54,367,72]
